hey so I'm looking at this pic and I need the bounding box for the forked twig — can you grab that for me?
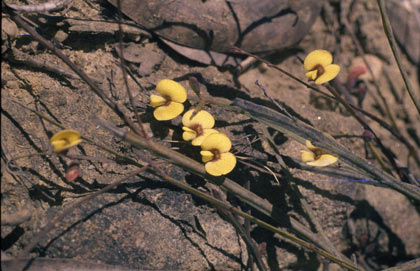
[114,0,148,138]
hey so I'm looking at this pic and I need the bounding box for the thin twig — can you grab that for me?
[211,188,266,271]
[232,98,420,202]
[148,164,363,271]
[381,257,420,271]
[325,83,406,182]
[94,117,361,270]
[261,126,347,260]
[231,46,416,182]
[376,0,420,115]
[255,80,295,121]
[115,0,148,138]
[342,14,398,130]
[5,7,140,136]
[2,96,141,167]
[239,159,381,186]
[5,48,79,80]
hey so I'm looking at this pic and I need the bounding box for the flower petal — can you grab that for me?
[200,150,214,163]
[304,50,333,71]
[305,70,318,80]
[191,128,218,146]
[314,64,340,84]
[153,102,184,121]
[182,127,197,141]
[201,133,231,153]
[205,152,237,176]
[50,129,80,142]
[182,109,215,129]
[150,94,167,107]
[306,154,338,167]
[51,139,68,152]
[50,130,82,152]
[305,140,317,151]
[156,79,187,103]
[301,150,315,162]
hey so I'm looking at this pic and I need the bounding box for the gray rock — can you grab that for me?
[107,0,322,53]
[115,43,165,76]
[386,0,420,64]
[40,187,246,270]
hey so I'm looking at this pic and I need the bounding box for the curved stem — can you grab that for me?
[376,0,420,115]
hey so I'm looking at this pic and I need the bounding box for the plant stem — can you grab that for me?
[95,118,359,267]
[376,0,420,115]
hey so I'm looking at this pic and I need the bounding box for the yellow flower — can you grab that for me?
[304,50,340,84]
[50,130,82,153]
[150,79,187,121]
[200,133,236,176]
[300,140,338,167]
[182,109,218,146]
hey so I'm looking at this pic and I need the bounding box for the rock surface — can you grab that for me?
[107,0,322,53]
[1,0,419,270]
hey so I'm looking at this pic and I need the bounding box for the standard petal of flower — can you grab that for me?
[182,109,215,128]
[156,79,187,103]
[304,50,333,71]
[201,133,231,153]
[205,152,236,176]
[153,102,184,121]
[182,127,197,141]
[301,150,315,162]
[150,94,167,107]
[314,64,340,84]
[200,150,214,163]
[306,154,338,167]
[191,128,218,146]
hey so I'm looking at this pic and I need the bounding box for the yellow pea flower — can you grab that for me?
[50,130,82,153]
[304,50,340,84]
[200,133,236,176]
[150,79,187,121]
[182,109,218,146]
[300,140,338,167]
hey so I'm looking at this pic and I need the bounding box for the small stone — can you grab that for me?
[350,55,383,81]
[137,50,165,76]
[6,80,20,89]
[56,96,67,106]
[1,17,19,41]
[115,43,165,76]
[54,30,69,43]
